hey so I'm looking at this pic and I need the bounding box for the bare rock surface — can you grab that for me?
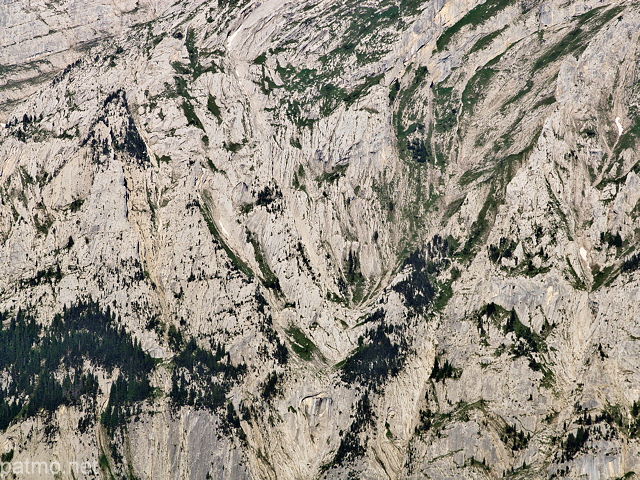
[0,1,640,479]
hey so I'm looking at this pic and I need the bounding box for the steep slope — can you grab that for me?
[0,0,640,479]
[0,0,175,121]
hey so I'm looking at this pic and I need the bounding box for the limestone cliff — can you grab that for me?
[0,0,640,479]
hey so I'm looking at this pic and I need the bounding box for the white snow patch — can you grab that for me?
[615,117,624,137]
[544,286,559,306]
[227,28,241,47]
[580,247,588,262]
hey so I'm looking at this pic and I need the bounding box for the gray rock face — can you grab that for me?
[0,0,175,121]
[1,0,640,479]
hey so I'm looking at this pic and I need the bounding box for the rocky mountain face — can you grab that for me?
[0,0,174,121]
[0,0,639,478]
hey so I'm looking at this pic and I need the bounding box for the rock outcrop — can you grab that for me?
[0,0,175,121]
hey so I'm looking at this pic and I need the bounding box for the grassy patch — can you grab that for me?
[98,451,113,479]
[199,193,254,278]
[441,197,465,224]
[436,0,516,52]
[461,67,497,116]
[430,355,462,382]
[488,237,517,265]
[457,147,529,263]
[286,326,318,361]
[344,249,366,305]
[468,26,508,54]
[246,231,281,293]
[565,258,587,290]
[292,164,306,191]
[532,5,624,73]
[591,264,617,291]
[316,163,348,184]
[275,60,383,121]
[184,28,218,79]
[457,184,496,264]
[320,1,428,66]
[432,84,457,134]
[394,66,437,164]
[340,320,408,392]
[473,302,512,336]
[290,137,302,149]
[430,399,488,434]
[615,106,640,157]
[533,95,556,109]
[393,235,456,315]
[181,101,204,130]
[224,141,244,152]
[532,28,588,73]
[318,74,383,116]
[459,168,490,186]
[389,78,400,102]
[207,95,222,123]
[66,198,84,212]
[501,80,533,110]
[320,393,374,472]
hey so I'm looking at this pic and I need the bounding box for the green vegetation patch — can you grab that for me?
[246,231,281,293]
[489,237,518,263]
[344,249,366,305]
[277,65,384,120]
[436,0,517,52]
[532,5,625,73]
[321,0,428,66]
[292,164,306,191]
[286,326,319,361]
[393,235,457,315]
[267,1,428,124]
[171,28,219,79]
[504,310,547,355]
[321,393,375,473]
[181,100,204,130]
[432,84,457,134]
[591,264,617,290]
[394,66,438,165]
[468,26,508,55]
[340,313,409,392]
[501,80,533,110]
[489,233,552,278]
[501,423,531,451]
[459,167,491,187]
[615,105,640,158]
[461,67,497,116]
[622,252,640,274]
[207,95,222,123]
[199,193,254,278]
[441,197,465,224]
[0,301,154,434]
[565,258,587,290]
[533,95,556,109]
[169,335,246,412]
[457,142,533,263]
[430,355,462,382]
[316,163,348,184]
[427,399,489,436]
